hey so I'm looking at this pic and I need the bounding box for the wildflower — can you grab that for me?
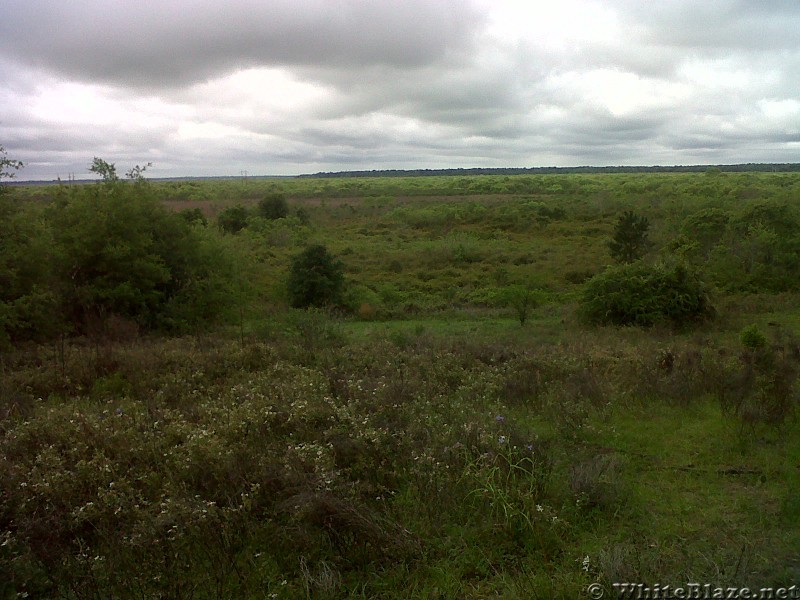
[582,555,590,572]
[498,435,506,445]
[536,504,543,512]
[495,415,505,423]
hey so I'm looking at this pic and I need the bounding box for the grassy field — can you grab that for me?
[2,171,800,598]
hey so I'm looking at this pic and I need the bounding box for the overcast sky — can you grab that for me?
[1,1,799,180]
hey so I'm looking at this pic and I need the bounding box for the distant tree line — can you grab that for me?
[301,164,800,178]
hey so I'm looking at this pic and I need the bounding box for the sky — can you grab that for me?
[1,0,799,180]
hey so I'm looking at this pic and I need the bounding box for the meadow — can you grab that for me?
[2,170,800,598]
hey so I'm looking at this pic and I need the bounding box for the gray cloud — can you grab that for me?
[1,0,482,87]
[1,1,799,180]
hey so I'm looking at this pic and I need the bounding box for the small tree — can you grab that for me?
[287,244,345,309]
[257,193,289,220]
[608,210,651,264]
[501,284,542,326]
[89,157,119,183]
[0,145,23,194]
[126,162,153,183]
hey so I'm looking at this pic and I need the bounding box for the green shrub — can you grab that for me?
[287,244,345,309]
[45,183,239,334]
[740,324,767,350]
[217,205,250,233]
[257,193,289,220]
[179,207,208,226]
[0,199,60,345]
[580,261,714,327]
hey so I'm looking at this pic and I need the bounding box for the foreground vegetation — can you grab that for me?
[2,166,800,597]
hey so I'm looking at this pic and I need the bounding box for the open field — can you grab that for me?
[2,171,800,597]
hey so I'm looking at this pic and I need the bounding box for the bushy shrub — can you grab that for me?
[580,261,714,327]
[179,207,208,226]
[740,324,767,350]
[287,244,345,309]
[0,175,244,342]
[257,193,289,220]
[0,199,60,346]
[217,205,250,233]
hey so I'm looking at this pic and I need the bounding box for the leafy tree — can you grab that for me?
[89,157,119,183]
[608,210,651,263]
[0,145,24,194]
[257,193,289,220]
[500,284,543,326]
[217,205,250,234]
[46,167,238,333]
[126,162,152,183]
[287,244,345,309]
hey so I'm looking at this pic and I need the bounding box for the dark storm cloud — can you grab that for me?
[0,0,482,87]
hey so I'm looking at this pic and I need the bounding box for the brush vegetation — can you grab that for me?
[2,167,800,597]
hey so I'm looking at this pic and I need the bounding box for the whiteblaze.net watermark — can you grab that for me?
[585,582,800,599]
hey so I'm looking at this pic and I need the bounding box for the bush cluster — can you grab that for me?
[580,262,714,327]
[0,180,238,345]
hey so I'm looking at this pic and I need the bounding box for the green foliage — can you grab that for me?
[125,162,152,182]
[49,186,170,329]
[723,202,800,292]
[0,199,60,346]
[0,145,24,193]
[608,210,651,264]
[0,155,240,342]
[88,156,118,183]
[740,324,767,350]
[680,208,730,260]
[295,206,311,225]
[217,204,250,234]
[287,244,345,309]
[179,207,208,226]
[257,192,289,220]
[6,169,800,595]
[581,261,714,327]
[500,284,544,326]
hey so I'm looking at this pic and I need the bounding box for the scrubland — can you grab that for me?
[2,171,800,598]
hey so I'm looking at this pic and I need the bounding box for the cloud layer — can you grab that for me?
[1,0,798,179]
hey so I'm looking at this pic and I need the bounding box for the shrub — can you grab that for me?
[0,199,60,345]
[179,207,208,226]
[217,205,250,234]
[257,193,289,220]
[740,324,767,350]
[580,262,714,327]
[45,182,239,334]
[287,244,345,309]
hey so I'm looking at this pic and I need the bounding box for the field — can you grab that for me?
[2,171,800,598]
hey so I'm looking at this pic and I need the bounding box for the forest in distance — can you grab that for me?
[2,154,800,597]
[8,161,800,187]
